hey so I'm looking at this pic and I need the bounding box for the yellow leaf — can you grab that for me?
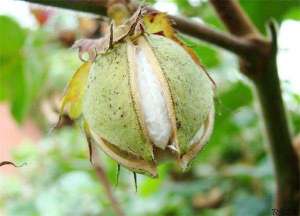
[60,61,92,119]
[143,12,175,38]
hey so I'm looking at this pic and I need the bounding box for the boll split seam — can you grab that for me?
[59,7,215,177]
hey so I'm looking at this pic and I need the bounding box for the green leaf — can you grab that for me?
[174,0,225,30]
[0,16,49,122]
[10,59,29,122]
[239,0,300,33]
[0,16,26,101]
[179,35,221,68]
[0,54,28,122]
[0,16,28,122]
[216,81,253,117]
[24,30,49,105]
[139,164,170,197]
[284,7,300,20]
[0,16,26,56]
[197,81,254,162]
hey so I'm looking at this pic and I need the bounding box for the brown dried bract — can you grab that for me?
[73,6,146,62]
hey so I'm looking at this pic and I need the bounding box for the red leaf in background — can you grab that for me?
[30,7,53,26]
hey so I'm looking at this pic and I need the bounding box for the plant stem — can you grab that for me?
[94,163,125,216]
[168,14,255,57]
[85,123,125,216]
[254,23,300,211]
[19,0,254,57]
[210,0,258,36]
[88,139,125,216]
[210,0,300,212]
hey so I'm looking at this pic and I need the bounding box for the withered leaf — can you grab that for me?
[73,6,146,62]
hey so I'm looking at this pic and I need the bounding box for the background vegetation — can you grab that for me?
[1,0,300,215]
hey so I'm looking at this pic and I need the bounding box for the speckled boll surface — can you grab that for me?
[83,43,153,161]
[147,34,214,154]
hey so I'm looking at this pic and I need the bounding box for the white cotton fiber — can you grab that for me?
[136,47,172,149]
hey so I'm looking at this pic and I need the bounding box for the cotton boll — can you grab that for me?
[81,34,214,177]
[190,124,205,146]
[136,47,172,149]
[190,106,214,147]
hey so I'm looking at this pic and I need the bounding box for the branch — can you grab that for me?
[169,15,255,57]
[255,22,300,212]
[209,0,300,212]
[210,0,258,36]
[21,0,108,14]
[89,143,125,216]
[93,163,125,216]
[19,0,255,57]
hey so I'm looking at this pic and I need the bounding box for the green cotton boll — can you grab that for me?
[83,34,215,177]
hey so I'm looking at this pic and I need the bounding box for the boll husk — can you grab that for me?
[63,9,215,177]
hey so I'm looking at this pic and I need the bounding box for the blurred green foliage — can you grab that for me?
[0,16,27,122]
[1,1,300,216]
[0,16,49,122]
[239,0,300,32]
[180,35,221,68]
